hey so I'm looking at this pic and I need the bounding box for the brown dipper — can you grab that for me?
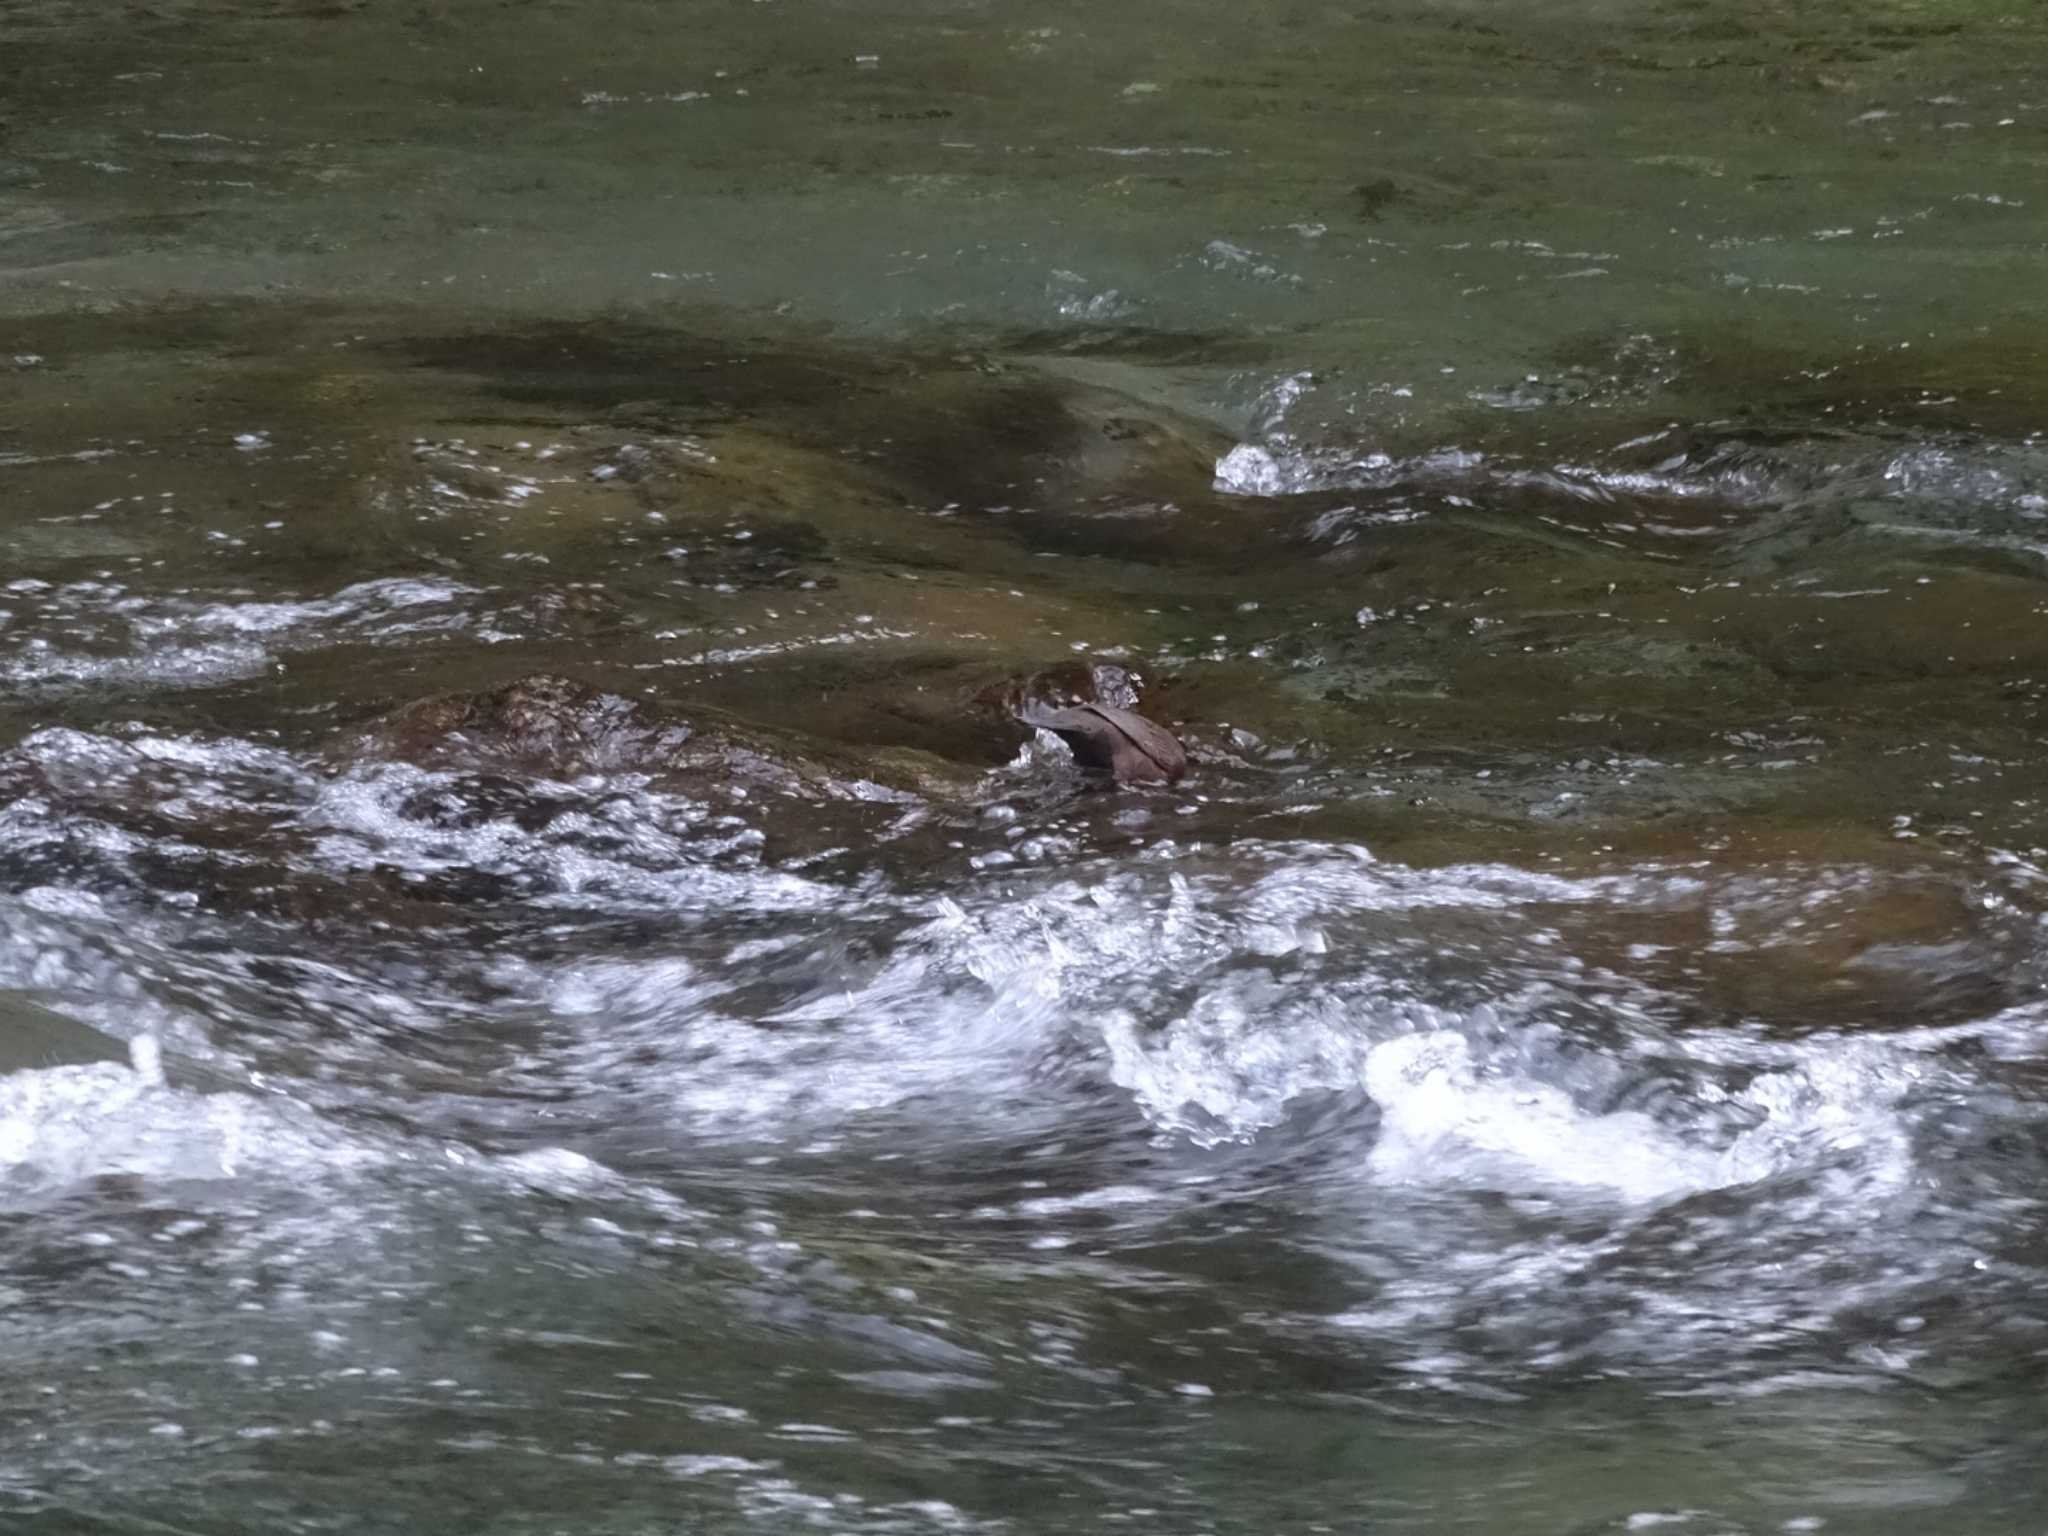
[1018,700,1187,784]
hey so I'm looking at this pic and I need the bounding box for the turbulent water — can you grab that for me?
[5,1,2048,1532]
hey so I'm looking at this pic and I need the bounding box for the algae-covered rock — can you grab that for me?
[347,673,694,776]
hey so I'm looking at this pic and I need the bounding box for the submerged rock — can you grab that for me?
[334,672,1016,875]
[344,671,988,824]
[348,673,693,775]
[0,991,130,1074]
[977,659,1144,719]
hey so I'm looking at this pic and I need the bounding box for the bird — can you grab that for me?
[1017,700,1187,784]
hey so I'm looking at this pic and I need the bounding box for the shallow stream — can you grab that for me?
[4,2,2048,1531]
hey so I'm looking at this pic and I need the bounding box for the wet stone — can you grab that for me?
[348,673,693,776]
[976,660,1147,719]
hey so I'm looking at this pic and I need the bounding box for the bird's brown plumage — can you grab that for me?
[1019,701,1187,784]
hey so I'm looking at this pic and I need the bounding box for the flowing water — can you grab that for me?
[5,1,2048,1531]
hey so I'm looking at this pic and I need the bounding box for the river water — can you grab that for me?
[4,2,2048,1531]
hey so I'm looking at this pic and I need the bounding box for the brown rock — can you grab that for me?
[358,674,691,774]
[974,660,1143,720]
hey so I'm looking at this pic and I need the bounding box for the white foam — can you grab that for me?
[1213,443,1290,496]
[1362,1031,1729,1202]
[1,577,482,695]
[0,1061,380,1197]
